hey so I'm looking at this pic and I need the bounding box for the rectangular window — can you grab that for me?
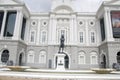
[91,56,97,64]
[79,32,83,43]
[91,32,95,43]
[100,18,105,41]
[0,11,4,33]
[111,11,120,38]
[4,11,17,37]
[42,31,46,43]
[30,31,35,42]
[27,54,34,63]
[61,30,65,36]
[78,56,85,64]
[21,17,26,40]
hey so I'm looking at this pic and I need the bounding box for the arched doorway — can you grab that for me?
[101,54,106,68]
[1,50,9,63]
[19,53,23,66]
[117,52,120,63]
[65,54,69,69]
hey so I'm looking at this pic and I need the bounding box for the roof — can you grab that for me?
[23,0,102,13]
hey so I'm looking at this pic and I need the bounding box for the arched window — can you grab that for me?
[27,50,34,63]
[90,52,98,64]
[78,52,86,64]
[39,51,46,64]
[1,49,9,63]
[41,31,47,43]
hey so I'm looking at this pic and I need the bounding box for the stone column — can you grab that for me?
[24,19,30,43]
[13,10,23,40]
[104,8,114,41]
[0,10,7,39]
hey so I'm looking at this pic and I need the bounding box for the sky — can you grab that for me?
[23,0,103,12]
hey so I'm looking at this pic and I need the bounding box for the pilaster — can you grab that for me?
[36,19,40,45]
[86,19,89,46]
[70,16,74,44]
[52,18,57,44]
[73,14,77,45]
[48,14,56,45]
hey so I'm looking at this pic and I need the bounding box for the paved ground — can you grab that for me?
[0,69,120,80]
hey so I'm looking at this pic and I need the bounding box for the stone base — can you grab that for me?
[56,53,65,71]
[92,68,115,74]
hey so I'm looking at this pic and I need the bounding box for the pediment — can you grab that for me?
[0,0,24,5]
[104,0,120,6]
[56,9,71,13]
[54,5,73,13]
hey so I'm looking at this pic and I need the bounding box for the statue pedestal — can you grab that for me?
[56,53,65,71]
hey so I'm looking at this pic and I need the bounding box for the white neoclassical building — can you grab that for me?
[0,0,120,70]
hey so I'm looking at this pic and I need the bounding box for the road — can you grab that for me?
[0,69,120,80]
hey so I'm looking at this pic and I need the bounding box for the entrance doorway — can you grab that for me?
[65,54,69,69]
[101,54,106,68]
[19,53,23,66]
[117,52,120,63]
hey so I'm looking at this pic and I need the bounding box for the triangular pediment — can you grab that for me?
[0,0,24,5]
[104,0,120,6]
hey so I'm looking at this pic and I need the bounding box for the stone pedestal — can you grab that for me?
[56,53,65,71]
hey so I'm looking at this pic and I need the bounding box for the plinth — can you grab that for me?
[56,53,65,71]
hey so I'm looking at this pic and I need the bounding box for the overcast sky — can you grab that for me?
[23,0,103,12]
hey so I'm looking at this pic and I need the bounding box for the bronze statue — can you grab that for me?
[58,34,65,53]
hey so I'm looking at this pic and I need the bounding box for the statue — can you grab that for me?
[58,34,65,53]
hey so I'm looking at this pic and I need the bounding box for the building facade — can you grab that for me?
[0,0,120,70]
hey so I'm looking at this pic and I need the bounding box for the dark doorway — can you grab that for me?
[49,59,52,69]
[117,52,120,63]
[65,54,69,69]
[19,53,23,66]
[101,54,106,68]
[1,50,9,63]
[55,56,58,68]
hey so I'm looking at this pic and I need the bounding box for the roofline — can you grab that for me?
[0,4,30,18]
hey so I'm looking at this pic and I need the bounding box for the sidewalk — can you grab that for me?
[0,69,120,80]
